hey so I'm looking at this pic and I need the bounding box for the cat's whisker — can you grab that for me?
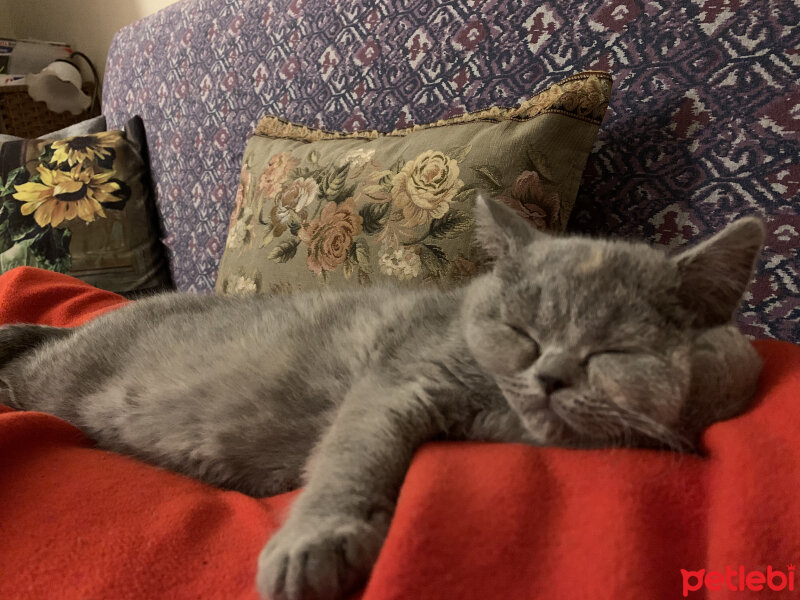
[613,409,691,453]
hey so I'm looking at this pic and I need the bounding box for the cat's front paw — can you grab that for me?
[257,514,386,600]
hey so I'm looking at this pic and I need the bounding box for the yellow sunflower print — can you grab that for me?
[12,163,123,227]
[50,131,119,166]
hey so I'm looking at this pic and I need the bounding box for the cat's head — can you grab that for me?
[463,196,764,451]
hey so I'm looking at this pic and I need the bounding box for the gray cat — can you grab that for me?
[0,197,763,600]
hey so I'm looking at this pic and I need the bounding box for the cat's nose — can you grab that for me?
[537,374,567,395]
[534,348,579,395]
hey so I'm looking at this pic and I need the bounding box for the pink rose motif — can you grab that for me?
[258,152,300,201]
[495,170,560,231]
[278,177,318,213]
[298,199,363,275]
[268,177,318,237]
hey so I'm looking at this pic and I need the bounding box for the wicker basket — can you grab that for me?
[0,83,101,138]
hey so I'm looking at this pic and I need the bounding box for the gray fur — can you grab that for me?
[0,197,763,600]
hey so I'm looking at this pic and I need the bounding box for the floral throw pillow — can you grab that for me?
[0,117,173,294]
[217,71,612,295]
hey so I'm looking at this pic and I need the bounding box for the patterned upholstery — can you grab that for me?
[103,0,799,341]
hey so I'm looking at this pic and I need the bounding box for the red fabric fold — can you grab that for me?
[1,266,798,600]
[0,266,126,327]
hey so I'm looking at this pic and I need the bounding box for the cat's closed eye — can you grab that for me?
[502,323,540,368]
[581,348,642,366]
[506,323,536,342]
[505,323,539,346]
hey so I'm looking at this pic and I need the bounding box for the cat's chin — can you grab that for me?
[517,408,571,445]
[498,389,570,444]
[514,401,611,448]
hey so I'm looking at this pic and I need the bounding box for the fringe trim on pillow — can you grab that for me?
[254,71,612,142]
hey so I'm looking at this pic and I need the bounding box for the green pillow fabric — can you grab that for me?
[217,71,612,295]
[0,115,107,148]
[0,117,173,294]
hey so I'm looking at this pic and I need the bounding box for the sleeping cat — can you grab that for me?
[0,197,763,600]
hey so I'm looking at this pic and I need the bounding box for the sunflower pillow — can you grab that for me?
[217,71,612,295]
[0,117,172,294]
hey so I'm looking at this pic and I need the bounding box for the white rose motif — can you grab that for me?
[229,274,258,295]
[379,248,422,280]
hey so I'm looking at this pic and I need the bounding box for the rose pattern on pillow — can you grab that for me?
[226,142,563,289]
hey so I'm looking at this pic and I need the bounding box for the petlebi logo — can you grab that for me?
[682,565,796,596]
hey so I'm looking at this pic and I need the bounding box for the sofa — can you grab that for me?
[1,1,799,599]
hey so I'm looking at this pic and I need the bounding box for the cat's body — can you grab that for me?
[0,284,518,497]
[0,198,764,600]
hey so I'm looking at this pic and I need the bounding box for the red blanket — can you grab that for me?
[1,266,799,600]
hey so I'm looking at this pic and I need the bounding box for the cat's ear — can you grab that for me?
[474,194,545,259]
[673,217,764,328]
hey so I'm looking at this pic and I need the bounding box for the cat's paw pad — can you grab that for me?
[257,515,384,600]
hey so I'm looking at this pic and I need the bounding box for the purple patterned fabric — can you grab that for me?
[103,0,799,341]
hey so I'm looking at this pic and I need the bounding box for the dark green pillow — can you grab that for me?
[0,117,172,294]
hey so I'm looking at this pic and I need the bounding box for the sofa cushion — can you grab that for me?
[216,72,611,294]
[103,0,799,341]
[0,117,173,294]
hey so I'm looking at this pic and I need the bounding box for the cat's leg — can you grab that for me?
[257,375,447,600]
[679,324,762,444]
[0,324,72,368]
[0,324,73,408]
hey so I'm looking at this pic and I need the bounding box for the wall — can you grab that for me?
[0,0,182,80]
[0,0,15,37]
